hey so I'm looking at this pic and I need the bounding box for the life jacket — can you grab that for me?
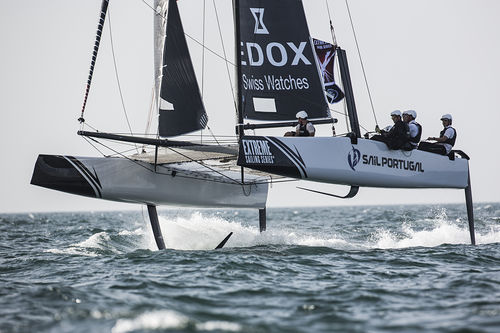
[439,126,456,146]
[409,122,422,144]
[387,120,410,149]
[298,123,311,136]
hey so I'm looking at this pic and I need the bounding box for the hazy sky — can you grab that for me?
[1,0,499,213]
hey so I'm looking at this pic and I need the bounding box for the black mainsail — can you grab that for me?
[158,0,208,137]
[236,0,330,121]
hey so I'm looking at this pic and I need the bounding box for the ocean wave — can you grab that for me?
[149,212,349,250]
[111,309,241,333]
[369,212,500,249]
[45,208,500,256]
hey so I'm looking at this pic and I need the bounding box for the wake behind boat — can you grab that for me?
[31,0,476,247]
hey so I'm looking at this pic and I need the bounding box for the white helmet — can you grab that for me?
[403,110,417,119]
[441,114,452,121]
[390,110,401,117]
[296,110,308,119]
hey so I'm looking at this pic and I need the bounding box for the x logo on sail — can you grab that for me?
[250,8,269,35]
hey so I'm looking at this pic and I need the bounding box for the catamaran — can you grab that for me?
[31,0,476,249]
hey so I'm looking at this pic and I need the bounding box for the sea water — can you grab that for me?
[1,203,499,332]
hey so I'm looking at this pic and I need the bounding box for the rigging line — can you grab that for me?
[101,145,140,157]
[325,0,350,131]
[143,87,156,152]
[201,0,206,98]
[212,0,238,117]
[329,107,351,117]
[341,84,351,131]
[253,178,298,186]
[82,135,236,179]
[241,182,252,196]
[84,136,247,185]
[358,123,370,133]
[82,136,110,157]
[145,87,155,136]
[206,126,220,145]
[140,0,236,67]
[325,0,338,46]
[201,0,206,143]
[187,33,236,66]
[84,138,138,157]
[81,121,99,132]
[336,59,350,132]
[167,145,242,185]
[108,12,137,153]
[86,132,295,186]
[345,0,378,126]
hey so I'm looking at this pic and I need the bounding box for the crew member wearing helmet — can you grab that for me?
[402,109,422,150]
[284,111,316,137]
[418,114,456,155]
[371,110,410,150]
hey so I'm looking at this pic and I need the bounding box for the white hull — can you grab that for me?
[239,136,469,189]
[31,155,268,208]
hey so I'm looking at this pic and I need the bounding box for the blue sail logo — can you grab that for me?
[347,146,361,171]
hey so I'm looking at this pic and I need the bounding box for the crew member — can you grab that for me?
[418,114,456,155]
[284,111,316,137]
[402,109,422,150]
[371,110,410,149]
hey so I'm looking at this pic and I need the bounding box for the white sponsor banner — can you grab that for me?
[253,97,277,113]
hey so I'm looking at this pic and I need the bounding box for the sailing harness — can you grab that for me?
[409,121,422,147]
[298,122,312,136]
[440,126,457,146]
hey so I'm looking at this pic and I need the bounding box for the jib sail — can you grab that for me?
[236,0,330,121]
[157,0,208,137]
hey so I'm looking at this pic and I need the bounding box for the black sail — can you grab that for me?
[236,0,330,121]
[158,0,208,137]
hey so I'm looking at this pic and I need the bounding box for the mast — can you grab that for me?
[233,0,244,142]
[79,0,110,124]
[337,47,361,138]
[233,0,245,183]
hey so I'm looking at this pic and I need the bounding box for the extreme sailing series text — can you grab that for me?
[242,139,275,164]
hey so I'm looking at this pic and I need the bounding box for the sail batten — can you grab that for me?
[158,0,208,137]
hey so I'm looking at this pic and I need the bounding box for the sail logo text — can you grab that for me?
[242,74,309,91]
[241,42,311,67]
[242,139,275,164]
[362,155,425,172]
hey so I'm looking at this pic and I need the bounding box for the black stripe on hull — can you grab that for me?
[267,137,307,178]
[237,136,304,179]
[31,155,100,198]
[66,156,102,198]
